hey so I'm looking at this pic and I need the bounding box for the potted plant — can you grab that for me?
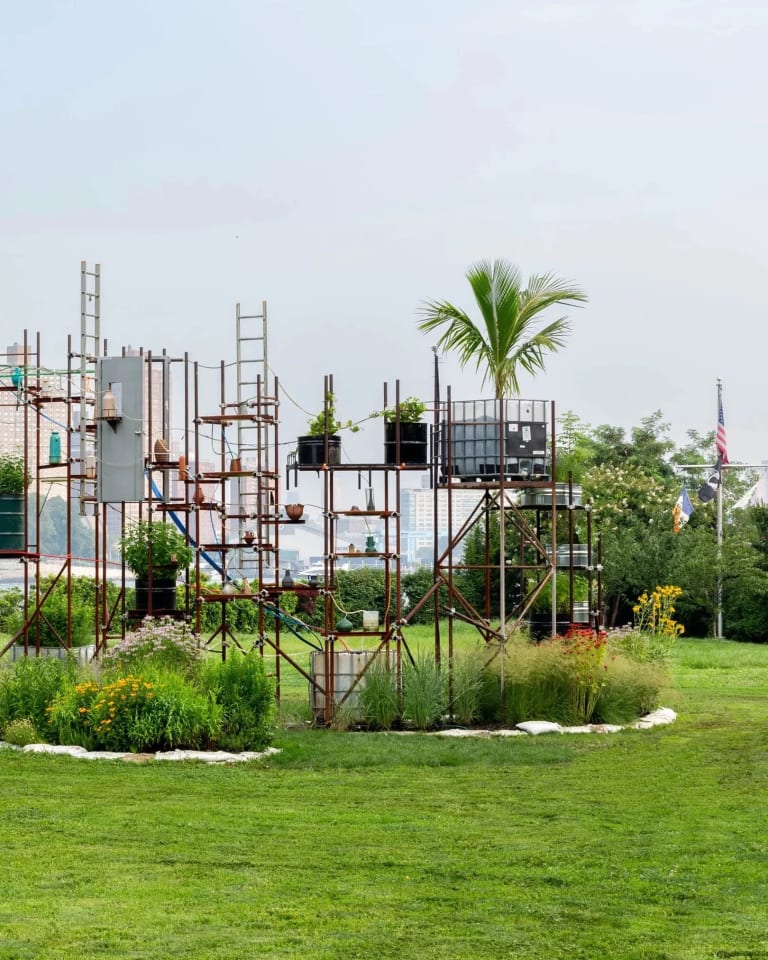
[297,392,358,468]
[381,396,428,466]
[118,520,194,614]
[0,454,30,551]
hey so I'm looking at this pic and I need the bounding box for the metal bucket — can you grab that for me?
[571,601,590,624]
[521,483,583,508]
[310,649,382,720]
[556,544,591,567]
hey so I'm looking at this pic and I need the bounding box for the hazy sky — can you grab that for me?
[2,0,766,468]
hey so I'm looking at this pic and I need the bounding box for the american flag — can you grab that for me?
[716,400,729,465]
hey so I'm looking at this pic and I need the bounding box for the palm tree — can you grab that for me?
[417,258,587,398]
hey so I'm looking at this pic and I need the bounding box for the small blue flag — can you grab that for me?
[673,486,694,533]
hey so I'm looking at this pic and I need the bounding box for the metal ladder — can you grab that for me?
[234,302,276,574]
[76,261,100,516]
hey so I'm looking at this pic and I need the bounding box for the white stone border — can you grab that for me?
[0,708,676,759]
[0,742,281,764]
[434,707,677,738]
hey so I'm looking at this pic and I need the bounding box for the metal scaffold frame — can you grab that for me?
[0,266,602,731]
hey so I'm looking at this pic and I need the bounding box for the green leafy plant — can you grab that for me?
[379,396,426,423]
[1,717,41,746]
[0,454,30,495]
[201,650,275,751]
[306,392,359,436]
[0,656,75,738]
[118,521,194,578]
[0,586,24,634]
[48,672,221,752]
[23,581,93,647]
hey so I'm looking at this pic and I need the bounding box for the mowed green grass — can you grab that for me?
[0,636,767,959]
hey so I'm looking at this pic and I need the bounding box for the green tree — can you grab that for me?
[417,258,586,398]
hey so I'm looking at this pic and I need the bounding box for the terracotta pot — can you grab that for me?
[285,503,304,521]
[154,437,170,462]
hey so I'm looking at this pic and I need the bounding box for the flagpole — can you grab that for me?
[716,379,724,639]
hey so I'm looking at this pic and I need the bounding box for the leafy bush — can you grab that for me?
[22,576,94,647]
[48,672,221,752]
[608,625,676,665]
[0,656,75,738]
[2,717,42,746]
[102,617,203,678]
[0,587,23,634]
[201,651,275,751]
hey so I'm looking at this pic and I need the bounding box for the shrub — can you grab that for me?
[0,587,24,634]
[48,672,221,752]
[23,577,93,647]
[608,625,676,665]
[0,656,75,738]
[201,651,275,751]
[102,617,203,678]
[2,717,41,746]
[402,652,446,730]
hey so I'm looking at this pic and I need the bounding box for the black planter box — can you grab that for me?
[135,576,177,615]
[384,422,428,466]
[297,435,341,467]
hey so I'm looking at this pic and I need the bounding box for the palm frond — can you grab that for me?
[418,259,587,397]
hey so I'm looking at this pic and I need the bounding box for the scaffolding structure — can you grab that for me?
[0,262,601,728]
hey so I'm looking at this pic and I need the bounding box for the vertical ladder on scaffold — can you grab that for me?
[234,301,274,576]
[77,261,100,517]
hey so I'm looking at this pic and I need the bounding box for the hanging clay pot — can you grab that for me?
[154,437,170,462]
[285,503,304,522]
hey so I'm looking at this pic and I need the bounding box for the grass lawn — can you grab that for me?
[1,636,767,959]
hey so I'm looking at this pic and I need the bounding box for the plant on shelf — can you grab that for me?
[0,455,30,495]
[305,392,360,436]
[118,521,194,579]
[375,396,429,467]
[380,396,426,423]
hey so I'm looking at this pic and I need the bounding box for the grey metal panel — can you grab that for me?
[97,356,145,503]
